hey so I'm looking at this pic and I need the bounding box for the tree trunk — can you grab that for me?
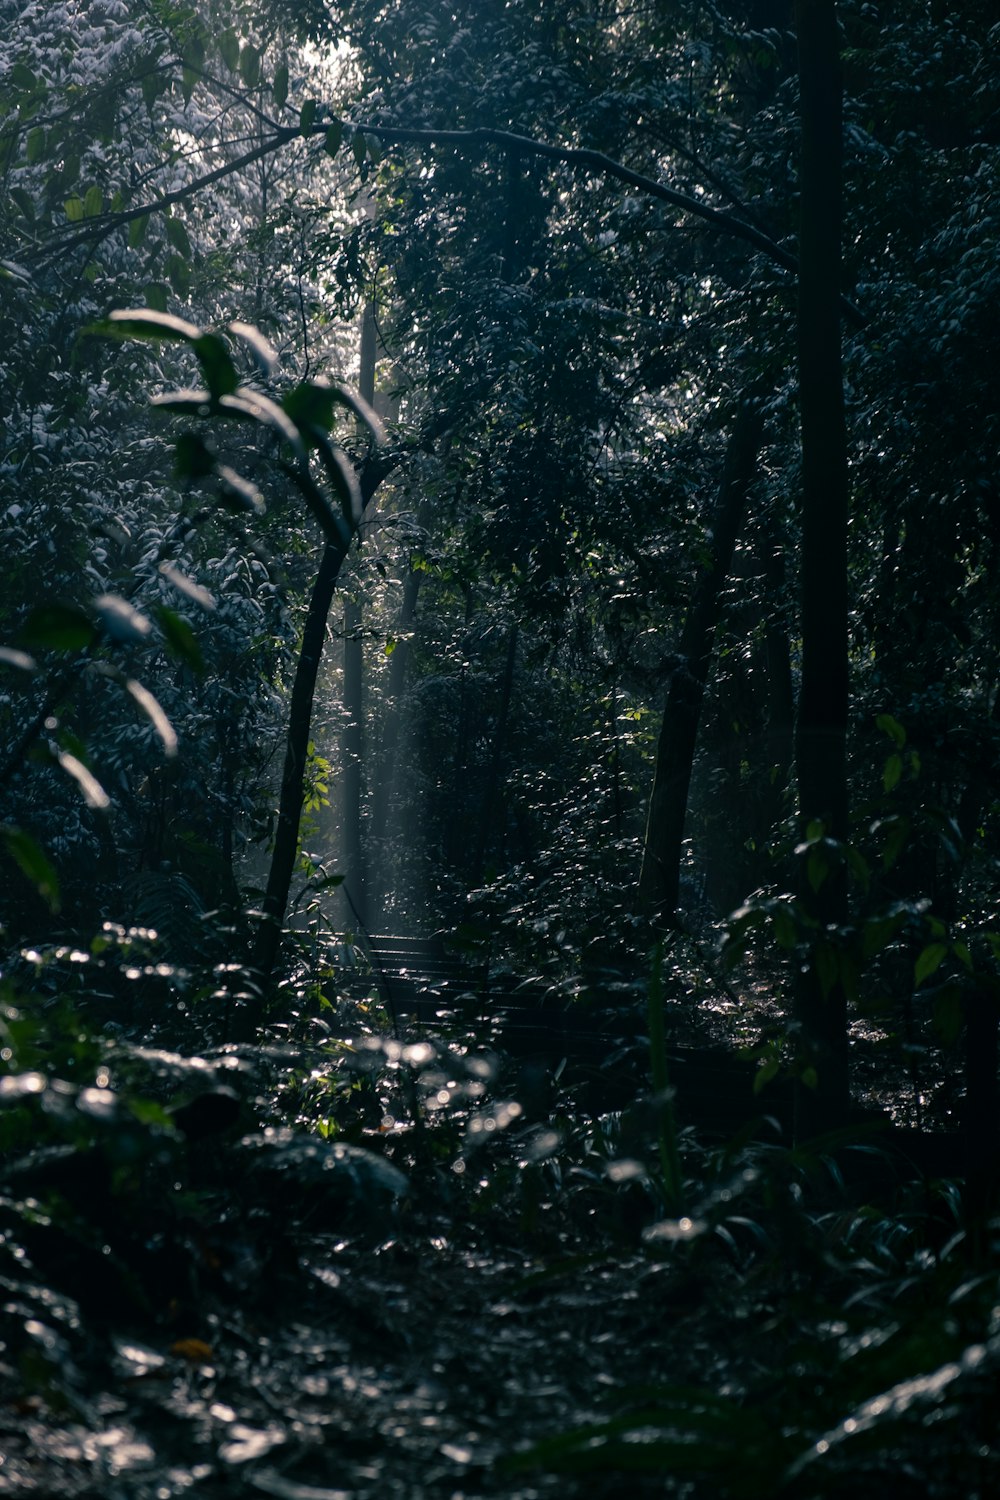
[370,561,423,920]
[792,0,851,1137]
[756,513,796,841]
[639,400,763,927]
[245,535,350,1028]
[341,594,367,929]
[473,621,519,884]
[340,302,379,931]
[963,985,1000,1232]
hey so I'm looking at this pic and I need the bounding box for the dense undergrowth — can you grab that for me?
[1,929,998,1499]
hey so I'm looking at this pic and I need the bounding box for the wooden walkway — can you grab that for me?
[362,934,796,1135]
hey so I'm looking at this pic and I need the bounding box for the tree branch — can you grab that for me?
[25,113,864,326]
[356,121,800,269]
[25,128,301,268]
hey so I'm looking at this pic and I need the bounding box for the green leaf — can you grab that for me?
[141,71,162,110]
[3,827,60,911]
[20,604,96,651]
[165,216,192,257]
[351,130,367,166]
[92,594,152,644]
[273,61,289,108]
[158,563,215,612]
[219,29,240,71]
[193,333,239,399]
[145,283,169,312]
[876,712,906,747]
[125,679,177,757]
[239,44,260,88]
[883,752,903,793]
[914,942,948,987]
[181,36,204,104]
[876,814,910,870]
[806,843,828,894]
[167,252,190,298]
[0,647,36,672]
[771,904,797,950]
[10,186,35,220]
[83,184,103,218]
[300,99,317,135]
[151,389,212,415]
[127,213,149,248]
[10,62,37,92]
[324,120,343,155]
[64,196,85,222]
[102,307,203,342]
[25,126,45,164]
[153,606,204,673]
[57,750,110,810]
[282,380,336,430]
[285,378,386,448]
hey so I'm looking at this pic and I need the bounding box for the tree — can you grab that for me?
[790,0,851,1135]
[639,399,764,927]
[3,0,998,1155]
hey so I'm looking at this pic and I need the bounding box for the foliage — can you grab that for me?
[2,0,1000,1493]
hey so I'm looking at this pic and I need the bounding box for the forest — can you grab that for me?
[1,0,999,1493]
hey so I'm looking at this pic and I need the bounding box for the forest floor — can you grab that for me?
[2,1218,731,1499]
[0,954,992,1499]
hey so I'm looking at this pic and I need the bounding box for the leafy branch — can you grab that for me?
[22,113,863,325]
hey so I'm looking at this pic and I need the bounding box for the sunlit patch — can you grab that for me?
[465,1100,523,1142]
[218,1424,286,1464]
[605,1158,646,1184]
[642,1216,708,1243]
[114,1340,167,1375]
[0,1071,45,1097]
[77,1087,117,1118]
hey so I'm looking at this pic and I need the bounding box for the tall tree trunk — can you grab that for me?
[370,562,422,921]
[342,595,367,928]
[340,302,379,930]
[792,0,851,1137]
[245,535,350,1029]
[758,513,796,831]
[446,585,476,874]
[473,621,519,885]
[639,400,763,927]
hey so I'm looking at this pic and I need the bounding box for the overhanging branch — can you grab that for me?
[26,113,864,326]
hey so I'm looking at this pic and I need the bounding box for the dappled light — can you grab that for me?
[2,0,1000,1495]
